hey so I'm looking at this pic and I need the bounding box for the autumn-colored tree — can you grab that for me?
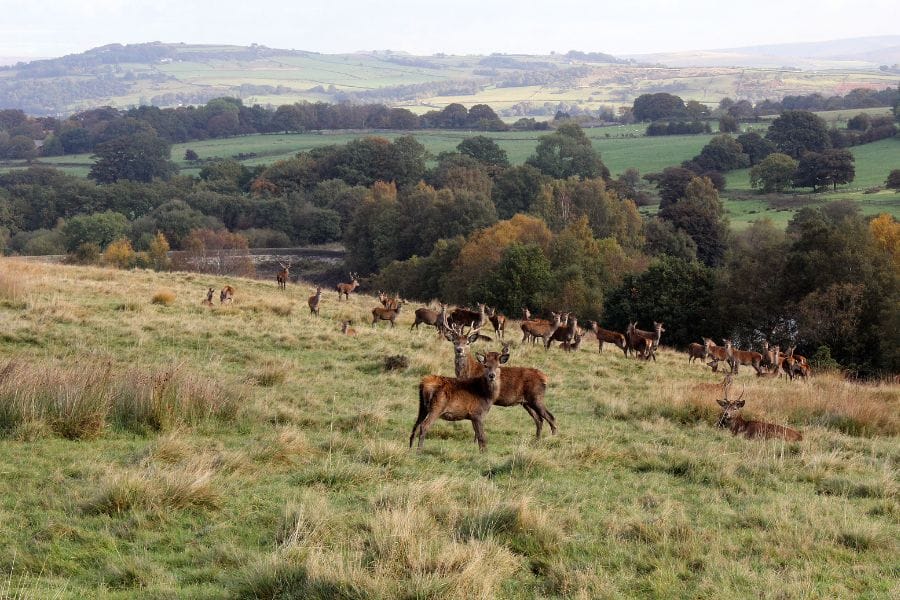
[147,231,171,271]
[103,238,136,269]
[869,213,900,272]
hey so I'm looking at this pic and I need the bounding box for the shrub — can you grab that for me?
[151,290,176,306]
[103,238,136,269]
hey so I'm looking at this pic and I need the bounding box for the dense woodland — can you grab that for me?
[0,93,898,375]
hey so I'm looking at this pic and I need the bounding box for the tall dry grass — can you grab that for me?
[0,271,27,305]
[0,360,242,439]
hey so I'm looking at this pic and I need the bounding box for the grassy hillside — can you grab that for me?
[0,259,897,598]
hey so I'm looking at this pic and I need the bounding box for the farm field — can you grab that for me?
[0,259,897,598]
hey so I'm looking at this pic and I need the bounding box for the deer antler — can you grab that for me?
[736,387,745,403]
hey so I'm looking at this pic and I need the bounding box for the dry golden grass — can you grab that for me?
[0,270,26,305]
[84,463,220,515]
[151,289,176,305]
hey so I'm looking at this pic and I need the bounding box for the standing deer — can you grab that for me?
[627,322,664,359]
[307,287,322,316]
[378,291,400,310]
[372,299,405,327]
[341,320,357,336]
[520,312,562,348]
[687,342,707,364]
[592,323,628,356]
[723,339,763,375]
[487,306,506,340]
[336,273,360,300]
[202,287,215,306]
[220,285,234,304]
[561,332,583,352]
[411,303,443,332]
[445,325,557,439]
[704,338,728,371]
[547,315,579,349]
[756,346,782,378]
[449,303,486,330]
[410,348,510,451]
[716,384,803,441]
[276,262,291,291]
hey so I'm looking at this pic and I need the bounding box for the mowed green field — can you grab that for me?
[0,259,897,598]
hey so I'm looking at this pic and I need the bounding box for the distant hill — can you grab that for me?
[628,35,900,69]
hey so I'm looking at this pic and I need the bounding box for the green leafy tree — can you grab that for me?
[765,110,831,159]
[689,134,749,172]
[525,123,609,180]
[750,153,798,193]
[644,166,696,209]
[736,132,776,165]
[644,218,697,262]
[885,169,900,192]
[632,93,686,121]
[491,165,546,219]
[457,136,509,167]
[718,115,739,133]
[658,177,728,266]
[62,211,129,252]
[89,132,177,183]
[792,149,855,191]
[470,243,552,315]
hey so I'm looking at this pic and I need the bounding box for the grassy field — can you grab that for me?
[0,260,897,598]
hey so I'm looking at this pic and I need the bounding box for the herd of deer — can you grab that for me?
[200,269,805,450]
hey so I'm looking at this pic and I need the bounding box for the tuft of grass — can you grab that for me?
[252,362,288,387]
[84,464,219,515]
[151,290,176,306]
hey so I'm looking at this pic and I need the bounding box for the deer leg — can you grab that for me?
[535,401,557,435]
[416,407,443,450]
[522,403,542,439]
[472,416,487,452]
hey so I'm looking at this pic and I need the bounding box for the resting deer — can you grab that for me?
[372,299,405,327]
[341,320,357,336]
[202,287,215,306]
[520,312,562,348]
[276,262,291,291]
[307,287,322,316]
[723,339,763,375]
[220,285,234,304]
[716,384,803,441]
[336,272,360,300]
[592,323,628,356]
[411,348,510,451]
[445,325,557,439]
[687,342,707,364]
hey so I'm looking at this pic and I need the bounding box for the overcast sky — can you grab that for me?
[1,0,897,58]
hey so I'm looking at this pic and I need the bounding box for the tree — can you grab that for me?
[469,243,552,315]
[644,218,697,262]
[89,132,177,183]
[644,166,696,209]
[103,238,136,269]
[184,149,199,161]
[525,122,609,180]
[765,110,831,159]
[846,113,871,131]
[62,211,129,252]
[736,132,775,165]
[147,231,171,271]
[690,134,749,172]
[886,169,900,192]
[632,93,686,121]
[750,153,798,193]
[792,149,855,191]
[491,165,546,219]
[4,135,37,160]
[718,115,739,133]
[457,136,509,167]
[658,177,729,266]
[684,100,710,119]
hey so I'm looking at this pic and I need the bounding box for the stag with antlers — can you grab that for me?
[336,273,360,300]
[715,379,802,441]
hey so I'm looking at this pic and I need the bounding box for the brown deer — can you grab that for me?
[627,322,664,359]
[410,348,510,451]
[341,320,357,336]
[411,303,442,332]
[276,262,291,291]
[520,312,562,348]
[202,287,215,306]
[307,287,322,316]
[487,306,506,340]
[378,291,400,310]
[784,346,810,380]
[445,325,557,439]
[723,339,763,375]
[592,323,628,356]
[561,332,583,352]
[687,342,707,364]
[716,385,803,441]
[449,303,487,330]
[547,315,578,349]
[372,299,405,327]
[219,285,234,304]
[336,273,360,300]
[756,345,782,378]
[704,338,728,371]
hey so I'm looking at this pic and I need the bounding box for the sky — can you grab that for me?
[0,0,898,59]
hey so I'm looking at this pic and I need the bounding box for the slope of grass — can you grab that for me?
[0,258,897,598]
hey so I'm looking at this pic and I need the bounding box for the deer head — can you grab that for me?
[715,377,744,428]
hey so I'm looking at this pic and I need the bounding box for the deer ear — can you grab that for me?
[716,399,728,407]
[444,330,455,342]
[468,332,480,344]
[736,400,745,408]
[475,353,486,364]
[499,352,510,364]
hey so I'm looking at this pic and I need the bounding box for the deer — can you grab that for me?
[276,262,291,291]
[219,285,234,304]
[372,299,405,327]
[716,383,803,441]
[487,306,506,340]
[445,325,557,439]
[561,332,583,352]
[627,322,664,359]
[547,315,579,349]
[687,342,707,364]
[378,291,400,310]
[784,346,810,380]
[336,273,360,300]
[341,320,357,336]
[307,287,322,316]
[722,339,763,375]
[591,323,628,356]
[202,287,215,306]
[756,345,782,378]
[704,338,728,371]
[410,348,510,451]
[410,303,443,332]
[449,303,487,330]
[520,312,562,348]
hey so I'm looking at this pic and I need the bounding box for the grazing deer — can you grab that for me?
[307,287,322,316]
[592,323,628,356]
[723,339,763,375]
[520,312,562,348]
[276,262,291,291]
[341,320,357,336]
[220,285,234,304]
[336,273,360,300]
[716,384,803,441]
[411,303,442,332]
[445,325,557,439]
[561,332,583,352]
[202,287,215,306]
[410,348,510,451]
[372,299,405,327]
[487,306,506,340]
[687,342,707,364]
[547,315,578,349]
[627,322,664,359]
